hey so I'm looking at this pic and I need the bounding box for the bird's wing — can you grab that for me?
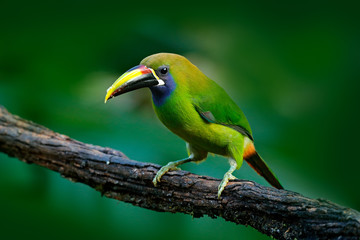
[195,106,253,141]
[192,80,253,141]
[192,79,284,190]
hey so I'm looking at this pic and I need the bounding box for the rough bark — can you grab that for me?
[0,105,359,240]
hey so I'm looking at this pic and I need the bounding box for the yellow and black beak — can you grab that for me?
[105,65,163,103]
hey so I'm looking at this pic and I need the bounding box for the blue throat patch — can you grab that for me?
[149,73,176,107]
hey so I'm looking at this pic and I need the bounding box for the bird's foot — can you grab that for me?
[217,173,236,198]
[152,162,180,186]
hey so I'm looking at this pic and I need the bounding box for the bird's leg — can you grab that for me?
[217,158,238,198]
[152,155,194,186]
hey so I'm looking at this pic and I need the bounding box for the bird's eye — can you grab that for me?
[160,67,168,75]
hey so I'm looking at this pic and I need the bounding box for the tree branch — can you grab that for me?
[0,105,359,240]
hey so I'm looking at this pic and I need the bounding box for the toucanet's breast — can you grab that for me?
[152,90,240,156]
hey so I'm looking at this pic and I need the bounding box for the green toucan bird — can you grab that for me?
[105,53,283,198]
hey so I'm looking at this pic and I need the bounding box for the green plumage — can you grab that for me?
[141,53,283,196]
[141,54,251,157]
[108,53,283,197]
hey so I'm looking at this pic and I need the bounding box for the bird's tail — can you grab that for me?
[244,151,283,189]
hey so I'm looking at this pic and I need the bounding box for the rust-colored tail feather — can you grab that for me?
[245,152,283,189]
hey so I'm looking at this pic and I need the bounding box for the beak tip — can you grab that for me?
[104,96,111,103]
[104,90,113,103]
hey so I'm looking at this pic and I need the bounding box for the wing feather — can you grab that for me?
[195,106,253,141]
[191,76,253,139]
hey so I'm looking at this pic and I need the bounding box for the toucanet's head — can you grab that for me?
[105,53,205,106]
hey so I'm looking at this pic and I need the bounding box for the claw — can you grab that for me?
[217,173,237,198]
[152,157,194,187]
[152,161,180,186]
[217,158,238,199]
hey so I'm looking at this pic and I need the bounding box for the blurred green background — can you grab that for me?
[1,1,359,239]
